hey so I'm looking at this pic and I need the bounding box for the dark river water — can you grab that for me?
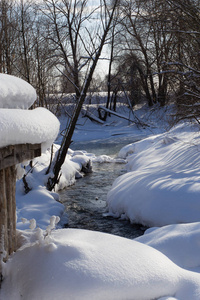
[59,138,146,239]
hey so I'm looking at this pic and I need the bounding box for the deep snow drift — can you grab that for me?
[2,228,200,300]
[136,222,200,271]
[107,122,200,227]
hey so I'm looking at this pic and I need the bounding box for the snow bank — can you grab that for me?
[16,185,64,230]
[15,145,98,229]
[107,122,200,226]
[0,73,36,109]
[136,222,200,270]
[2,101,200,299]
[2,228,200,300]
[118,143,136,159]
[93,154,126,163]
[15,148,65,230]
[0,107,60,150]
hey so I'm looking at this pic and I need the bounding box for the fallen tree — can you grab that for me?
[98,105,134,122]
[82,109,105,124]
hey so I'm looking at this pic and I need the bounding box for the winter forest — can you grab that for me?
[1,0,200,110]
[1,0,200,299]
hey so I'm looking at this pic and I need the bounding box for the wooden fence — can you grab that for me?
[0,143,41,286]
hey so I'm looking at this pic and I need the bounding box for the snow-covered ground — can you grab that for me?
[107,122,200,227]
[1,76,200,299]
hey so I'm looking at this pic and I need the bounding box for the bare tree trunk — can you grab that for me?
[47,0,119,191]
[105,23,116,120]
[20,0,30,83]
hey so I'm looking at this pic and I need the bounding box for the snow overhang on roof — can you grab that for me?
[0,73,37,109]
[0,74,60,151]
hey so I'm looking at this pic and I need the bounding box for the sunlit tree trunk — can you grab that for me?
[46,0,120,191]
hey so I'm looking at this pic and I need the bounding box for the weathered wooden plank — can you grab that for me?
[5,167,12,256]
[11,166,17,253]
[5,167,16,255]
[0,143,42,284]
[0,144,41,170]
[0,166,17,284]
[0,169,5,285]
[0,169,8,263]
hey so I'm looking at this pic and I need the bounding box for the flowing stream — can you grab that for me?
[59,138,146,239]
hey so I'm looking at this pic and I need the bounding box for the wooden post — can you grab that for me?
[5,166,17,256]
[0,143,41,287]
[0,168,7,285]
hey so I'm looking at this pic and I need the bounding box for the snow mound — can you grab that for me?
[0,73,36,109]
[107,123,200,226]
[0,107,60,150]
[118,143,136,158]
[136,222,200,270]
[16,185,64,230]
[2,229,200,300]
[93,155,126,163]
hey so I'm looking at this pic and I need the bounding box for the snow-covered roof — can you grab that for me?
[0,74,37,109]
[0,108,60,150]
[0,74,60,151]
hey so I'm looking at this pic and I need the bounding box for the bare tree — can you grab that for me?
[13,0,35,82]
[118,0,159,106]
[0,0,16,74]
[105,14,118,113]
[46,0,120,191]
[9,0,57,107]
[162,0,200,121]
[115,0,180,107]
[114,53,143,106]
[41,0,98,99]
[32,11,56,108]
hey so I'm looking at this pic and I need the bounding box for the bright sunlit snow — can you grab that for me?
[0,74,60,150]
[0,73,37,109]
[107,122,200,227]
[136,222,200,271]
[2,228,200,300]
[1,76,200,300]
[0,107,60,150]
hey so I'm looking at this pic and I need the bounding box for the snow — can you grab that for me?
[2,228,200,300]
[0,74,59,151]
[15,146,95,230]
[93,155,126,163]
[0,107,60,150]
[107,122,200,226]
[2,86,200,300]
[0,73,36,109]
[136,222,200,270]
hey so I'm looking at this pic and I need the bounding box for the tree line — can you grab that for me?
[0,0,199,112]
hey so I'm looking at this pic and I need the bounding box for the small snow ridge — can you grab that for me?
[93,155,126,164]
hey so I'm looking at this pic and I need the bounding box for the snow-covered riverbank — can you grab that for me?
[2,98,200,299]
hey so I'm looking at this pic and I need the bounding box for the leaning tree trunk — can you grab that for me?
[105,23,115,120]
[46,0,119,191]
